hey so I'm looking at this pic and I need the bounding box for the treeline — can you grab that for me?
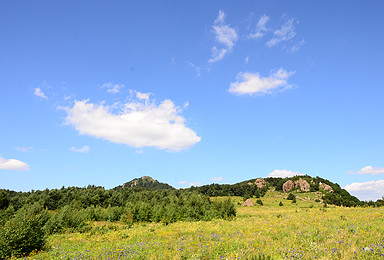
[0,188,236,258]
[188,183,268,199]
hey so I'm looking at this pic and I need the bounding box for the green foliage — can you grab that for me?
[279,201,283,206]
[287,193,295,200]
[256,199,263,206]
[0,203,49,258]
[44,205,87,234]
[0,190,9,209]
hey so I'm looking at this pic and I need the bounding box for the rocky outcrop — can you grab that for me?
[295,178,310,192]
[320,183,334,193]
[283,180,294,193]
[254,178,267,188]
[242,199,254,207]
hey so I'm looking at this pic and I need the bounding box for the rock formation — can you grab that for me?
[242,199,254,207]
[254,178,267,188]
[320,183,334,193]
[283,180,294,193]
[295,178,310,192]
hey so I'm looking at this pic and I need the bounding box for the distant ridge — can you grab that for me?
[114,176,174,190]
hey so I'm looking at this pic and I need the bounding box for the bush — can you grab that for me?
[287,193,295,200]
[0,204,48,258]
[279,201,283,206]
[256,199,263,206]
[44,205,87,234]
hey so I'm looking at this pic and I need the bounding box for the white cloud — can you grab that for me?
[189,182,201,186]
[63,95,201,151]
[69,145,90,153]
[135,149,144,154]
[209,10,238,63]
[101,82,125,94]
[211,177,223,182]
[15,147,32,152]
[136,92,151,100]
[355,166,384,175]
[266,169,305,178]
[266,18,296,47]
[0,156,29,171]
[34,88,48,99]
[229,68,295,95]
[179,181,187,184]
[244,56,249,64]
[344,180,384,201]
[249,14,269,39]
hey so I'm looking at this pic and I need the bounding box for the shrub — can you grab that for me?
[44,205,86,234]
[279,201,283,206]
[0,204,48,258]
[256,199,263,206]
[287,193,295,200]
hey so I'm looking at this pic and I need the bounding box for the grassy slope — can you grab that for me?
[26,191,384,259]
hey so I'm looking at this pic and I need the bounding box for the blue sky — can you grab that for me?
[1,1,384,201]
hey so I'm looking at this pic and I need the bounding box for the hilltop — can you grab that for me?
[188,175,362,207]
[114,176,174,191]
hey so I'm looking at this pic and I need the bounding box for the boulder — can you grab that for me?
[242,199,254,207]
[295,178,310,192]
[320,183,333,193]
[283,180,294,193]
[254,178,267,188]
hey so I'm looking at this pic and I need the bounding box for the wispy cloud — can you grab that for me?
[34,88,48,99]
[349,166,384,175]
[62,93,201,151]
[70,145,90,153]
[15,147,33,152]
[344,180,384,201]
[290,39,305,53]
[179,181,187,184]
[229,68,295,96]
[0,156,29,171]
[249,14,269,39]
[209,10,238,63]
[189,182,201,186]
[101,82,125,94]
[266,169,305,178]
[186,62,201,77]
[211,177,223,182]
[266,18,296,47]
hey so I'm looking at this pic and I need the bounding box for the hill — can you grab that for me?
[114,176,174,191]
[188,175,362,207]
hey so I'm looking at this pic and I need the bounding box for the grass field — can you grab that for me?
[26,191,384,259]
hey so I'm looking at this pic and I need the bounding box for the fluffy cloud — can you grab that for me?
[211,177,223,182]
[344,180,384,201]
[101,82,125,94]
[249,14,269,39]
[229,68,294,95]
[266,18,296,47]
[209,10,238,63]
[266,169,305,178]
[63,95,201,151]
[70,145,90,153]
[0,156,29,171]
[34,88,48,99]
[356,166,384,175]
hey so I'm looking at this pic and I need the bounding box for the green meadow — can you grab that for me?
[26,191,384,259]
